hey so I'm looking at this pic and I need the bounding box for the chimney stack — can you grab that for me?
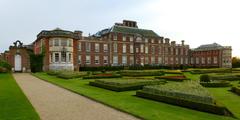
[171,41,176,46]
[74,31,82,39]
[181,40,185,46]
[165,38,170,44]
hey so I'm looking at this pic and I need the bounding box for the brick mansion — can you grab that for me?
[1,20,232,72]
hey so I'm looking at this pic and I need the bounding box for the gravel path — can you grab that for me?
[13,73,139,120]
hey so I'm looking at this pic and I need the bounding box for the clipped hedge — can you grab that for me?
[190,69,232,74]
[46,70,61,76]
[57,72,86,79]
[83,74,122,79]
[136,91,234,117]
[119,71,164,77]
[155,75,188,82]
[231,86,240,95]
[163,70,183,74]
[200,81,232,87]
[0,60,11,72]
[209,75,240,81]
[89,79,166,92]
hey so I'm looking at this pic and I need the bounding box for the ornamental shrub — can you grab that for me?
[200,74,210,82]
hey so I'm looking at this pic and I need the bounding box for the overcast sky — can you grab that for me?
[0,0,239,56]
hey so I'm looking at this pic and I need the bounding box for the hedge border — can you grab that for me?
[231,86,240,96]
[136,91,234,117]
[200,82,232,87]
[83,75,122,79]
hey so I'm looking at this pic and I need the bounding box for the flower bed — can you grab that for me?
[155,75,188,82]
[200,81,232,87]
[89,79,166,92]
[136,81,234,116]
[163,70,183,74]
[119,71,164,77]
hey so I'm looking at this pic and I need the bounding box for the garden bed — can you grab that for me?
[200,81,232,87]
[118,71,164,77]
[190,69,232,74]
[83,73,122,79]
[89,79,166,92]
[155,75,188,82]
[136,81,234,116]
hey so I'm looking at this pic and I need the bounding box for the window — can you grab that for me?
[191,58,194,64]
[175,57,179,64]
[86,56,90,64]
[175,48,178,55]
[113,56,118,64]
[151,46,155,54]
[130,37,133,42]
[122,44,126,53]
[130,44,134,53]
[78,42,81,51]
[207,57,211,64]
[145,46,148,53]
[165,57,168,64]
[95,56,99,64]
[113,43,117,52]
[122,56,127,64]
[61,40,67,46]
[140,44,144,53]
[201,57,205,64]
[185,49,188,55]
[145,38,148,43]
[165,47,168,54]
[78,55,81,64]
[49,40,53,46]
[104,56,108,64]
[50,53,53,63]
[95,43,99,52]
[180,57,183,64]
[170,47,173,55]
[123,36,126,41]
[68,53,72,62]
[180,48,183,55]
[185,58,188,64]
[158,57,162,64]
[151,56,155,64]
[113,35,117,40]
[55,53,59,62]
[158,46,161,54]
[170,57,173,64]
[86,42,91,52]
[214,57,218,64]
[54,39,59,46]
[151,39,154,43]
[103,44,108,52]
[68,39,72,47]
[130,56,134,64]
[196,57,199,64]
[61,52,66,62]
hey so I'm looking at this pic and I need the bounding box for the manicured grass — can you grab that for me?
[0,73,40,120]
[34,72,237,120]
[208,84,240,118]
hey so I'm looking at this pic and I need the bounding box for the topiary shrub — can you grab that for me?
[200,74,210,82]
[0,60,11,72]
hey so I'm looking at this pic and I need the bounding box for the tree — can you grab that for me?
[232,57,240,68]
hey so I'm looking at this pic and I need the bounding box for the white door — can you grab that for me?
[15,54,22,71]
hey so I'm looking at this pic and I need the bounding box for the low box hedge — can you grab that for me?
[190,69,232,74]
[57,72,86,79]
[231,86,240,95]
[46,70,61,76]
[119,71,164,77]
[163,70,183,74]
[209,75,240,81]
[83,74,122,79]
[89,79,166,92]
[136,91,234,117]
[155,75,188,82]
[200,81,232,87]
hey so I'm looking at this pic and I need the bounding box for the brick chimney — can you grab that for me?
[171,41,176,46]
[74,31,82,39]
[181,40,185,46]
[123,20,138,28]
[165,38,170,44]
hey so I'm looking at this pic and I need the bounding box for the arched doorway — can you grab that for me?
[15,54,22,72]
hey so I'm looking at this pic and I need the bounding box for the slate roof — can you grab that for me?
[193,43,224,51]
[110,25,159,38]
[37,28,80,40]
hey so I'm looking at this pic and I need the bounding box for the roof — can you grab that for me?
[193,43,224,51]
[110,25,159,38]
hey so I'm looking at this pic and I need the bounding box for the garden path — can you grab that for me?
[13,73,139,120]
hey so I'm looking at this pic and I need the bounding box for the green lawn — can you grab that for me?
[0,73,40,120]
[34,72,237,120]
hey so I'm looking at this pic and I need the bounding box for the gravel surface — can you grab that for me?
[13,73,139,120]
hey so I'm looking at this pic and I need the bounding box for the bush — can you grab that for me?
[89,79,166,92]
[231,86,240,95]
[57,72,86,79]
[200,81,232,87]
[136,91,233,117]
[209,74,240,81]
[0,60,11,72]
[190,69,232,74]
[155,75,187,82]
[30,54,44,73]
[46,70,61,76]
[200,74,210,82]
[119,71,164,77]
[83,74,122,79]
